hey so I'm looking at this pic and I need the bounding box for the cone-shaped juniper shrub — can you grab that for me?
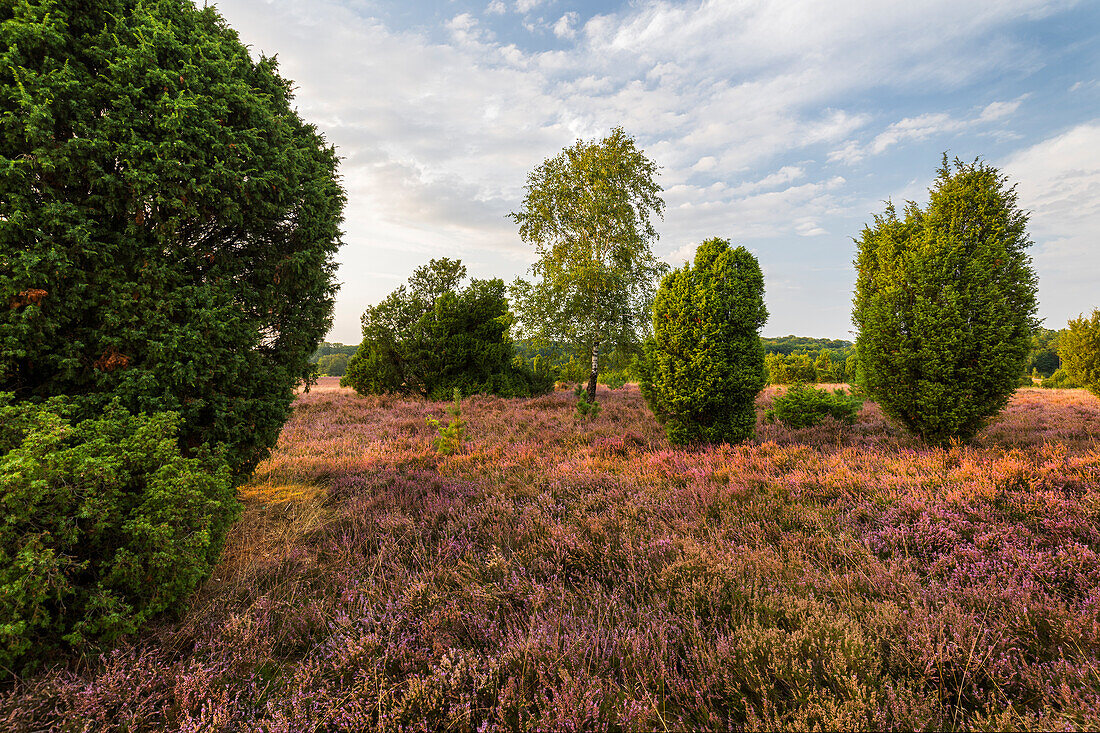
[639,238,768,445]
[852,157,1039,446]
[1059,309,1100,399]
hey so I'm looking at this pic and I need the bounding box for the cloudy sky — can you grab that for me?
[207,0,1100,343]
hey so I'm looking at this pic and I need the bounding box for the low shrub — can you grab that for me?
[573,385,601,419]
[426,389,467,455]
[1041,368,1082,389]
[765,383,864,429]
[0,395,238,677]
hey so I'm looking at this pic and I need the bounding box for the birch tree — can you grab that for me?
[510,127,666,403]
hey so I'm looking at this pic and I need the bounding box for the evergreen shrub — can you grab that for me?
[639,238,767,445]
[852,158,1038,445]
[0,395,238,677]
[765,383,864,429]
[1,0,345,475]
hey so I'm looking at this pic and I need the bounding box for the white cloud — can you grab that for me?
[979,97,1025,121]
[871,113,966,155]
[202,0,1092,341]
[1003,122,1100,324]
[833,96,1028,163]
[446,13,490,45]
[553,12,579,39]
[796,221,828,237]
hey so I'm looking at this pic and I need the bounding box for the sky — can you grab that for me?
[205,0,1100,343]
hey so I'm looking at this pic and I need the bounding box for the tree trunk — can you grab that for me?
[586,341,599,404]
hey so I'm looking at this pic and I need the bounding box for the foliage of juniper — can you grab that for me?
[0,0,345,476]
[510,127,668,405]
[573,384,601,419]
[425,388,466,455]
[0,395,238,677]
[639,238,768,445]
[1058,309,1100,398]
[852,157,1038,446]
[343,259,551,400]
[765,383,864,429]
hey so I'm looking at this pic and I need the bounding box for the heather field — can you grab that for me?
[3,380,1100,732]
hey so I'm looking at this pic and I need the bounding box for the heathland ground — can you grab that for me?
[2,380,1098,730]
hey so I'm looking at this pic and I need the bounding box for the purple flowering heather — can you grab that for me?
[1,380,1097,731]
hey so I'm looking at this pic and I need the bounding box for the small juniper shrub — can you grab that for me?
[426,389,467,455]
[574,384,601,419]
[598,370,629,390]
[765,382,864,429]
[1041,368,1082,389]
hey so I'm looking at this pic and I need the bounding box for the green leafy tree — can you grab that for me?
[639,238,768,445]
[765,352,791,386]
[813,352,834,382]
[510,127,667,404]
[1058,310,1100,397]
[343,259,550,399]
[310,342,359,363]
[761,336,852,355]
[317,352,349,377]
[1026,328,1061,378]
[1040,368,1082,389]
[852,157,1038,445]
[0,0,344,475]
[764,352,817,384]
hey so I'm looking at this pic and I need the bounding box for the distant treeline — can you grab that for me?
[318,330,1066,385]
[760,336,855,385]
[512,336,857,386]
[310,342,359,377]
[760,336,852,355]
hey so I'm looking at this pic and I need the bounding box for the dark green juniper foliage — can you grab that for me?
[343,259,551,399]
[852,157,1038,445]
[639,238,768,445]
[0,0,345,475]
[0,394,238,677]
[572,384,601,419]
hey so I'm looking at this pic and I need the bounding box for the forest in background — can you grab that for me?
[311,329,1067,385]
